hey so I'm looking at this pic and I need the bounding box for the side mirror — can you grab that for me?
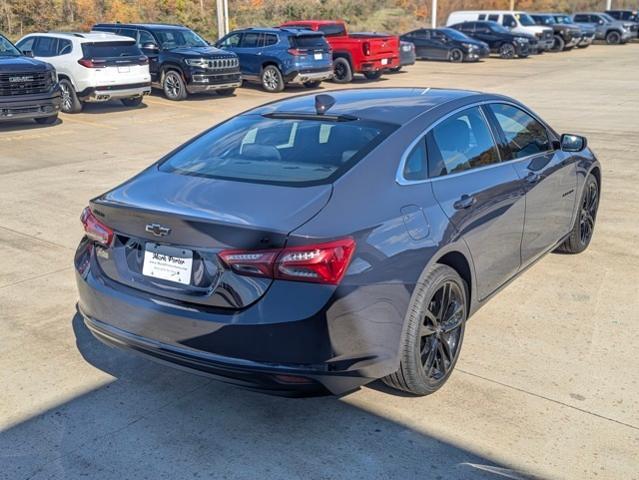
[22,50,34,58]
[598,19,604,25]
[561,133,587,152]
[141,42,159,52]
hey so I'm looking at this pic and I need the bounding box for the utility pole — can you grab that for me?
[431,0,437,28]
[216,0,228,39]
[510,0,515,10]
[606,0,612,10]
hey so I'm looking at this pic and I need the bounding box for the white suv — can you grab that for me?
[16,32,151,113]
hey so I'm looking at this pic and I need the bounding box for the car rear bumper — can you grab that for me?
[359,56,400,72]
[75,241,403,396]
[0,87,61,121]
[286,68,333,84]
[79,82,152,102]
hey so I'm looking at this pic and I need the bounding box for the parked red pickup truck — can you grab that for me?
[279,20,400,83]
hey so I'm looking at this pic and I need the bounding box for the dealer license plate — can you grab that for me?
[142,243,193,285]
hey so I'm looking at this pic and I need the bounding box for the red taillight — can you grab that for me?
[80,207,113,246]
[287,48,305,56]
[219,238,356,285]
[363,41,371,56]
[78,58,106,68]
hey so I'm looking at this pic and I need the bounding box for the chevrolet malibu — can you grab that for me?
[75,88,601,396]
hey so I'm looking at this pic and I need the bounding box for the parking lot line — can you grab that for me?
[61,116,118,130]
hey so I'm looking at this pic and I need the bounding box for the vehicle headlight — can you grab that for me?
[185,58,209,67]
[50,69,57,83]
[515,37,529,44]
[462,43,476,50]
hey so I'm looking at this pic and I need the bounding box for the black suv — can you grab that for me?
[449,21,532,59]
[530,13,582,51]
[93,23,241,100]
[0,33,61,124]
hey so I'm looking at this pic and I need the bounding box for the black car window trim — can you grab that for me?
[396,100,558,186]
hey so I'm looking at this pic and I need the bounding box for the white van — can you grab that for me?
[446,11,554,51]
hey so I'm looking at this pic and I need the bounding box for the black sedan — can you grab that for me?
[75,88,600,397]
[401,27,490,62]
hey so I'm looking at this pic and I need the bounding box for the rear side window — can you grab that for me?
[487,104,551,159]
[403,139,428,181]
[262,34,278,47]
[159,115,396,186]
[574,14,588,22]
[318,24,346,37]
[289,35,328,49]
[488,14,499,22]
[427,107,500,178]
[81,41,141,58]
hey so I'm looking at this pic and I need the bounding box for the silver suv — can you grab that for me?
[572,12,635,44]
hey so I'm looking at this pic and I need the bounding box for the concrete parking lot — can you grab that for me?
[1,44,638,480]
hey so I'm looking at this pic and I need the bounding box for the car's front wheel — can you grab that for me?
[383,264,467,396]
[499,42,517,59]
[556,173,599,254]
[163,70,188,101]
[606,30,622,44]
[449,48,464,63]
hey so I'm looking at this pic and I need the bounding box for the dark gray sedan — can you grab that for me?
[75,88,601,396]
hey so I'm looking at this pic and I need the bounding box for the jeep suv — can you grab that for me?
[572,12,635,44]
[216,27,332,92]
[530,13,582,51]
[93,23,241,100]
[1,33,61,124]
[16,32,151,113]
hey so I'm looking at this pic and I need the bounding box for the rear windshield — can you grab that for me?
[81,41,141,58]
[159,114,396,186]
[318,24,346,37]
[289,35,328,49]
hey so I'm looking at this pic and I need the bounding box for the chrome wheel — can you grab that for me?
[60,82,73,112]
[499,43,516,59]
[579,180,598,245]
[261,67,281,92]
[164,72,183,99]
[419,281,465,382]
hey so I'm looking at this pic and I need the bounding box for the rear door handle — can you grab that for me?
[526,172,541,184]
[453,194,476,210]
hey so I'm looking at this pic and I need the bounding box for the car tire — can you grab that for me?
[363,70,383,81]
[555,174,599,254]
[382,264,467,396]
[499,42,517,59]
[552,35,565,52]
[332,57,353,84]
[162,70,188,101]
[121,97,143,107]
[34,115,58,125]
[261,65,285,93]
[303,81,322,88]
[449,48,464,63]
[389,66,402,73]
[59,78,82,114]
[216,88,236,96]
[606,31,621,44]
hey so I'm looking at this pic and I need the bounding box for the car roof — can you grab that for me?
[94,23,189,30]
[234,27,322,36]
[249,88,485,124]
[25,32,133,43]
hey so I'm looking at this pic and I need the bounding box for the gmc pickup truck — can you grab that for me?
[280,20,399,83]
[1,33,61,125]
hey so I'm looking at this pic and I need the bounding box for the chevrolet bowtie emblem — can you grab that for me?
[145,223,171,237]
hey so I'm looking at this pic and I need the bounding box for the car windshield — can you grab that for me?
[440,28,470,41]
[554,15,573,24]
[160,114,397,186]
[489,23,510,34]
[535,15,555,25]
[154,28,208,49]
[0,35,21,56]
[515,13,536,26]
[81,41,141,58]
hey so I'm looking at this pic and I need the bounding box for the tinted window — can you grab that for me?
[318,24,346,37]
[81,41,141,58]
[139,30,156,46]
[263,34,278,46]
[289,35,327,49]
[58,39,72,55]
[160,115,396,185]
[503,14,517,28]
[478,14,486,20]
[117,28,138,40]
[516,13,535,26]
[154,28,208,49]
[241,32,260,48]
[34,37,59,57]
[488,14,499,22]
[488,104,551,160]
[574,14,588,22]
[219,33,241,47]
[428,107,500,178]
[403,139,427,181]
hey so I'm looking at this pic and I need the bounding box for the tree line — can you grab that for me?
[1,0,635,41]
